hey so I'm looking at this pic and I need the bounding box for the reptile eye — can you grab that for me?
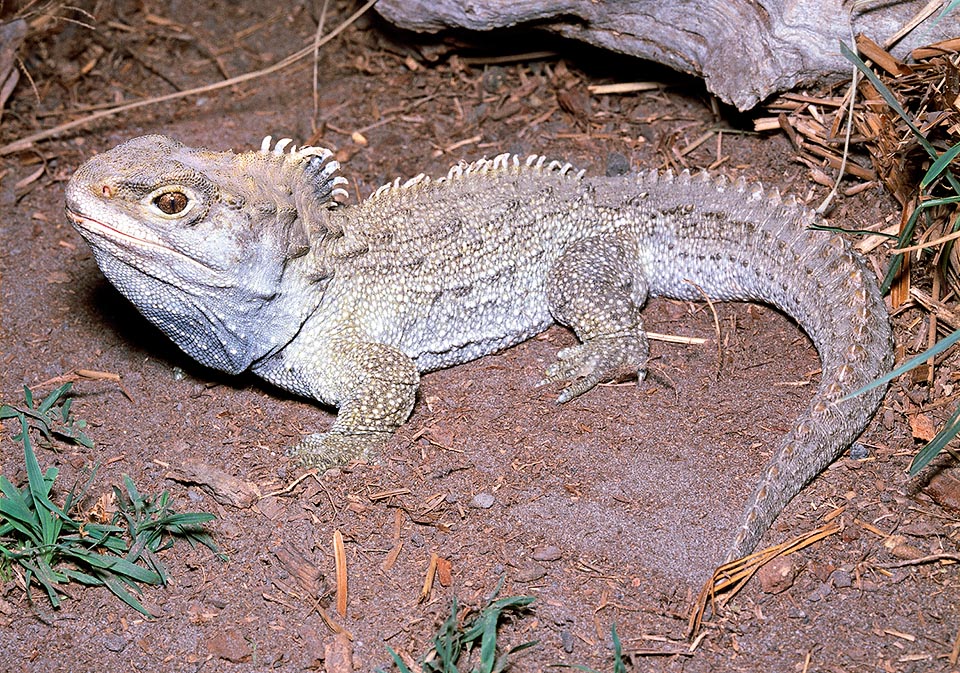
[154,191,189,215]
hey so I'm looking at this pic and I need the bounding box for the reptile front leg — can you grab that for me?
[273,340,420,469]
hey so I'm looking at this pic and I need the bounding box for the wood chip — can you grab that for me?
[324,632,354,673]
[908,413,936,441]
[855,34,908,77]
[923,467,960,511]
[273,544,325,596]
[436,555,452,586]
[166,459,260,508]
[588,82,660,95]
[419,552,438,603]
[333,529,348,617]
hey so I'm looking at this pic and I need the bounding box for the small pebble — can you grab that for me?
[513,561,546,582]
[806,582,833,602]
[830,569,853,588]
[848,443,870,460]
[757,556,797,594]
[532,545,562,562]
[481,67,506,93]
[469,492,495,509]
[102,634,128,653]
[560,629,575,653]
[605,152,631,177]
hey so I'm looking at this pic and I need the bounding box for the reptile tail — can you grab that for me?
[726,255,893,560]
[627,171,894,560]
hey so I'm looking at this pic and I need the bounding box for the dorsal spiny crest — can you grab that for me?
[365,151,586,203]
[257,135,348,204]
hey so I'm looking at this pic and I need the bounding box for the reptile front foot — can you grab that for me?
[540,335,648,403]
[287,431,390,470]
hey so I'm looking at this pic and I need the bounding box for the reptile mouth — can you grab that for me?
[66,207,220,277]
[67,207,164,249]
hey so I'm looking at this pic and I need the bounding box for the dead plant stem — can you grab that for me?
[0,0,378,155]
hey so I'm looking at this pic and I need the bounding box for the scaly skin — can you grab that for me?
[65,135,893,559]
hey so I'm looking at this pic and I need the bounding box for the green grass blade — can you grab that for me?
[935,0,960,24]
[4,519,43,547]
[139,547,170,585]
[840,328,960,401]
[20,557,64,608]
[880,196,960,293]
[122,474,146,519]
[502,640,538,657]
[841,43,922,138]
[0,480,41,543]
[60,567,106,586]
[433,602,461,673]
[98,571,154,616]
[143,512,217,528]
[66,548,163,585]
[611,624,625,673]
[20,418,70,522]
[909,404,960,476]
[478,607,500,673]
[36,383,73,415]
[386,645,413,673]
[921,143,960,189]
[486,595,535,612]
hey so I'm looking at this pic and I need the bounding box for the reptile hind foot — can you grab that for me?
[541,333,649,403]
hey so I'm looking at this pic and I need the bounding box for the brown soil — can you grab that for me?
[1,2,958,672]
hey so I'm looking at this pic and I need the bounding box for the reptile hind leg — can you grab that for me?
[543,237,650,403]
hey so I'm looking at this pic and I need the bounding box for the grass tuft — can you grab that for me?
[0,384,223,615]
[0,382,93,449]
[386,585,536,673]
[550,623,626,673]
[839,41,960,475]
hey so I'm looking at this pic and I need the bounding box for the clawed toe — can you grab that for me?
[287,431,388,469]
[540,338,647,403]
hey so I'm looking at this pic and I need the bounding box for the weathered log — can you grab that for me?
[376,0,959,110]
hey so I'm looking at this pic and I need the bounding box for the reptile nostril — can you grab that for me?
[101,183,114,198]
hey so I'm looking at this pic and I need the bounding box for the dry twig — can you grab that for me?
[0,0,378,155]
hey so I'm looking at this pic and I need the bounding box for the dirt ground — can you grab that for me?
[1,2,959,671]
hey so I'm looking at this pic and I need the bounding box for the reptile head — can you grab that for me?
[65,134,340,373]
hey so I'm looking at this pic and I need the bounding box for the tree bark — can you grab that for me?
[376,0,958,110]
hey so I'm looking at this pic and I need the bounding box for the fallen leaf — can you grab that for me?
[436,555,452,586]
[923,467,960,511]
[909,413,936,441]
